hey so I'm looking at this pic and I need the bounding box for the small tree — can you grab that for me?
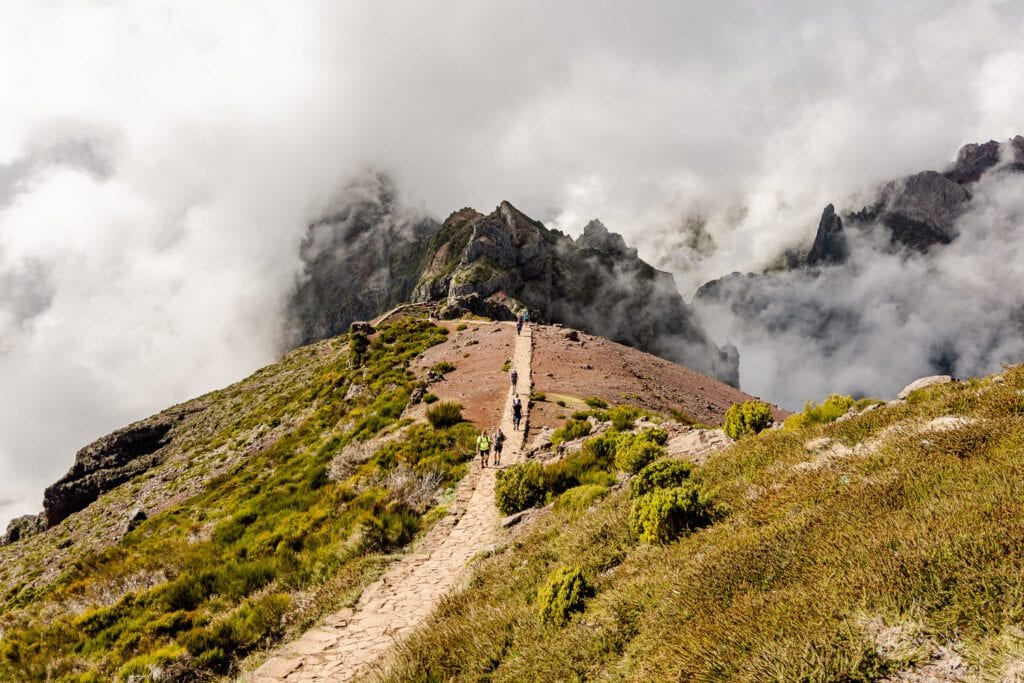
[723,401,773,439]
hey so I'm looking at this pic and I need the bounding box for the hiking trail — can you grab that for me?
[248,321,533,682]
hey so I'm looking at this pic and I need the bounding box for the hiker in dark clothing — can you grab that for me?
[516,317,523,335]
[512,395,523,431]
[510,368,518,391]
[492,428,505,466]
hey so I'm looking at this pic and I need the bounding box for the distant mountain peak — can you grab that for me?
[289,196,740,386]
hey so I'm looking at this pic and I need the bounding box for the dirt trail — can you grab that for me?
[248,323,533,682]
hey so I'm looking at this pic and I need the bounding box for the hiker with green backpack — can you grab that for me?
[476,431,491,467]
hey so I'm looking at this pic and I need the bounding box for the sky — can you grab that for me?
[1,0,1024,525]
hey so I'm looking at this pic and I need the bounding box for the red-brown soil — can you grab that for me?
[529,323,787,430]
[412,321,516,431]
[411,320,786,434]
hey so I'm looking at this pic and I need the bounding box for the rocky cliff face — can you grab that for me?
[289,192,739,386]
[42,413,184,528]
[288,173,440,346]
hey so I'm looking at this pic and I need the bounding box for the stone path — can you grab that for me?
[248,322,533,682]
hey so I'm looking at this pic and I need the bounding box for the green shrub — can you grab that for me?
[537,566,590,626]
[426,402,463,428]
[630,459,693,498]
[640,426,668,445]
[723,401,774,439]
[629,483,711,544]
[501,358,512,372]
[455,323,468,331]
[614,435,666,474]
[609,405,641,431]
[495,462,546,515]
[584,396,608,409]
[554,484,609,512]
[431,361,456,375]
[422,392,438,404]
[530,392,546,402]
[582,433,619,467]
[556,399,566,407]
[783,394,855,431]
[551,419,593,446]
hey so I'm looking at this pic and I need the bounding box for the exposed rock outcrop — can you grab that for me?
[42,415,178,528]
[851,171,969,251]
[4,513,44,544]
[944,135,1024,184]
[575,219,637,258]
[807,204,849,266]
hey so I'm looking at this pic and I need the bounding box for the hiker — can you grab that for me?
[476,431,491,467]
[512,395,523,431]
[523,309,530,324]
[516,316,523,335]
[510,368,518,391]
[492,428,505,466]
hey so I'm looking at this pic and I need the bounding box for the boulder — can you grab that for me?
[126,508,148,532]
[897,375,953,400]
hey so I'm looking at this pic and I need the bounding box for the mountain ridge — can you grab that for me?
[289,184,739,387]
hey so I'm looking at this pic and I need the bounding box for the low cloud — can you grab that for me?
[694,168,1024,410]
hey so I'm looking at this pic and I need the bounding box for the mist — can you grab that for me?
[693,166,1024,410]
[2,1,1024,524]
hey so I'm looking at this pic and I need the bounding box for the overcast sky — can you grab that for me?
[1,0,1023,525]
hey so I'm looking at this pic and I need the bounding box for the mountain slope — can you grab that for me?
[0,313,761,681]
[381,365,1024,681]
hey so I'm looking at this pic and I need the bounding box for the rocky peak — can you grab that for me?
[944,135,1024,185]
[806,204,849,266]
[875,170,969,250]
[576,219,638,258]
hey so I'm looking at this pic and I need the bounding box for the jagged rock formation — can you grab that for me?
[42,414,180,529]
[944,135,1024,184]
[290,191,739,386]
[848,170,970,251]
[3,513,43,544]
[806,204,848,266]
